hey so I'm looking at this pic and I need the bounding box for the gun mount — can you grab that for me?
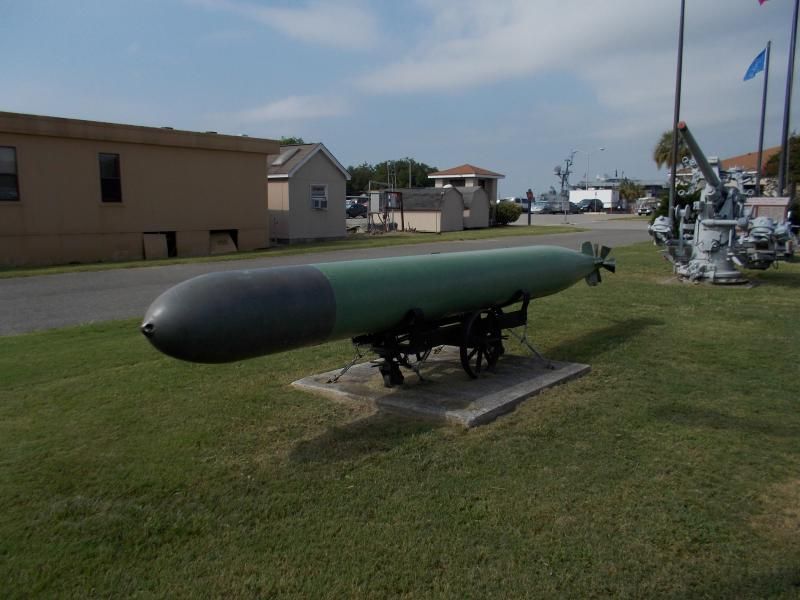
[648,121,795,283]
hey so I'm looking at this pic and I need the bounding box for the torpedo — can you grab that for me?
[141,243,615,369]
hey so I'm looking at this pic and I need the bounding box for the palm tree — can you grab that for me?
[653,130,690,170]
[618,178,643,202]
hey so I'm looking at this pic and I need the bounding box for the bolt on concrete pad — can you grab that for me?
[292,346,590,427]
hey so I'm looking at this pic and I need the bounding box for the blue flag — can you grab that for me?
[744,48,767,81]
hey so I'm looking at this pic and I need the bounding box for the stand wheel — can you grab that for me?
[460,309,504,378]
[380,360,404,387]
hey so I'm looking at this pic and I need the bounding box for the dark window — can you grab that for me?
[0,146,20,201]
[311,184,328,209]
[99,153,122,202]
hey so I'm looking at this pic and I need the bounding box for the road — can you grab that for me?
[1,214,649,335]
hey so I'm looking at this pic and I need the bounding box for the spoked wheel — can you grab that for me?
[380,359,405,387]
[460,309,504,378]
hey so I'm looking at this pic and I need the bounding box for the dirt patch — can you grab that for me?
[750,478,800,542]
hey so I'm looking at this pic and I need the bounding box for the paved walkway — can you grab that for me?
[1,217,650,335]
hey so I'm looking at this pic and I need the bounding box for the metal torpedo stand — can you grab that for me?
[328,243,614,388]
[347,291,543,387]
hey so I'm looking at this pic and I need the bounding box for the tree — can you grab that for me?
[346,162,373,196]
[618,178,643,202]
[495,201,522,225]
[279,136,305,145]
[653,130,690,170]
[346,158,438,195]
[763,133,799,186]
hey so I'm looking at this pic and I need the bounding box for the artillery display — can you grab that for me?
[649,121,795,283]
[141,244,615,387]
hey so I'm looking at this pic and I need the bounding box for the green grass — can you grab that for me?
[2,243,799,598]
[0,224,580,279]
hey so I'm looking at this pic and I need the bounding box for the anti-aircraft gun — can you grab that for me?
[649,121,795,283]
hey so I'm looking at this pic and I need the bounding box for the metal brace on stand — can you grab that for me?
[327,342,366,384]
[401,348,432,381]
[507,324,555,370]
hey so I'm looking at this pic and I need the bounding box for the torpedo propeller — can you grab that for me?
[582,241,616,286]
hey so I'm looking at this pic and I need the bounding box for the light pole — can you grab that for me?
[573,147,605,190]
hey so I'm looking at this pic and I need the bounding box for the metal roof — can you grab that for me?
[267,143,351,180]
[391,187,462,210]
[428,163,504,179]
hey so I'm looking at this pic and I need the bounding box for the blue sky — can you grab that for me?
[2,0,797,196]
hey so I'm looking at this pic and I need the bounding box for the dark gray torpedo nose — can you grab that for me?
[140,266,337,363]
[141,321,155,338]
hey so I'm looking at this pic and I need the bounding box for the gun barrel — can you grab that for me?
[677,121,721,189]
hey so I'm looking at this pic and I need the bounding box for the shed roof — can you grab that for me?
[428,164,505,179]
[268,142,350,180]
[392,187,461,211]
[456,186,487,208]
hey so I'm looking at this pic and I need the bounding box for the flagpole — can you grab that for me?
[756,41,771,196]
[778,0,799,195]
[668,0,686,222]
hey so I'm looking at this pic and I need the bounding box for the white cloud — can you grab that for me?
[359,0,745,94]
[187,0,379,49]
[354,0,790,155]
[232,94,349,122]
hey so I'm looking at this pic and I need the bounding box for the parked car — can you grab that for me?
[636,199,660,216]
[531,201,552,214]
[637,205,654,216]
[346,195,367,208]
[346,202,368,218]
[500,196,530,212]
[578,198,605,213]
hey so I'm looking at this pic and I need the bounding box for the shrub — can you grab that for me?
[495,201,522,225]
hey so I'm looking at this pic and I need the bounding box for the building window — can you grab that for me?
[99,153,122,202]
[311,184,327,210]
[0,146,20,201]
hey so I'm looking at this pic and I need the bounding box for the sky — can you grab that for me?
[2,0,798,197]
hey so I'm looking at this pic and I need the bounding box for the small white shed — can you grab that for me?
[458,186,490,229]
[395,188,464,232]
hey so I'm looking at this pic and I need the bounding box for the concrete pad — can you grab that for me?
[291,346,590,428]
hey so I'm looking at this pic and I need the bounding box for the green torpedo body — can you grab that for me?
[141,244,611,363]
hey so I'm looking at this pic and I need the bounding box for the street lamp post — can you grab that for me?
[574,147,605,191]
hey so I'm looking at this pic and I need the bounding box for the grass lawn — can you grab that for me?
[0,224,580,279]
[1,243,799,597]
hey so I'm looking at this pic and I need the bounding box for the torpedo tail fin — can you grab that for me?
[583,243,616,286]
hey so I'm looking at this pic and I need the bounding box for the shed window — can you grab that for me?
[99,153,122,202]
[311,184,327,210]
[0,146,20,201]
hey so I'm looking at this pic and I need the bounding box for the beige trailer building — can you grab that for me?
[0,111,278,267]
[458,186,490,229]
[396,188,464,233]
[267,143,350,243]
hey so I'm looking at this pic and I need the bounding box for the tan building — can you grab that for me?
[720,146,781,172]
[0,111,278,267]
[395,188,464,233]
[267,143,350,243]
[428,164,505,203]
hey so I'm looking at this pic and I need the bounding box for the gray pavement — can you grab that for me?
[0,214,650,335]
